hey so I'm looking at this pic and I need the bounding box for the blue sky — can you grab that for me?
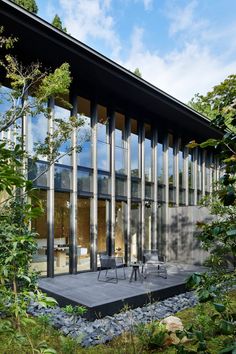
[36,0,236,103]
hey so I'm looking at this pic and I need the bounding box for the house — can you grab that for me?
[0,0,221,277]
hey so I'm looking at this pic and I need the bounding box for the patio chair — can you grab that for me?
[97,254,126,283]
[143,250,167,279]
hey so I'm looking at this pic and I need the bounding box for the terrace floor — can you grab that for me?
[39,263,206,320]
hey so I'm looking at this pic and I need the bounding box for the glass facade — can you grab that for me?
[1,86,219,277]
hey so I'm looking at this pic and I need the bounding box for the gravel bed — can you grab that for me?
[27,291,197,347]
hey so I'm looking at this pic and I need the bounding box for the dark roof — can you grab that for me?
[0,0,222,142]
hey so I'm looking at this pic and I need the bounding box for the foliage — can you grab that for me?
[187,73,236,353]
[62,304,87,317]
[52,14,67,33]
[188,74,236,120]
[133,67,142,78]
[12,0,38,14]
[135,321,168,349]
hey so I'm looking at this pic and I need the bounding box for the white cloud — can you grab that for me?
[142,0,153,11]
[58,0,121,58]
[120,27,236,103]
[166,0,207,37]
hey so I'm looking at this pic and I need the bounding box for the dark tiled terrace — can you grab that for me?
[39,263,205,320]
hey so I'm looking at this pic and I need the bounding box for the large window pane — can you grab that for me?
[116,176,127,197]
[97,200,107,253]
[131,203,140,262]
[28,160,48,188]
[157,142,163,183]
[168,134,174,185]
[31,190,47,276]
[77,198,91,271]
[97,105,109,171]
[55,165,71,190]
[54,192,70,274]
[98,172,110,195]
[78,169,92,193]
[131,119,139,177]
[115,112,126,174]
[145,124,152,181]
[54,103,71,166]
[144,202,152,251]
[131,179,141,199]
[115,202,125,256]
[77,96,91,168]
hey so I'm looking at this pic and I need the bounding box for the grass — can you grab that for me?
[0,290,235,353]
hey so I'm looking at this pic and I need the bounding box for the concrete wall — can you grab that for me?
[166,206,212,265]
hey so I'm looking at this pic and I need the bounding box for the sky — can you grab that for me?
[36,0,236,104]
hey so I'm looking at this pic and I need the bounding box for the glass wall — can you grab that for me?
[54,192,70,274]
[144,124,152,181]
[97,200,108,253]
[31,190,47,276]
[54,102,71,165]
[168,134,174,185]
[115,202,125,256]
[97,105,109,171]
[130,119,139,177]
[157,142,163,184]
[130,203,140,261]
[77,97,91,168]
[115,112,126,174]
[144,203,152,251]
[77,198,91,271]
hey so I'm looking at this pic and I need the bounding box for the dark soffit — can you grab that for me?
[0,0,222,142]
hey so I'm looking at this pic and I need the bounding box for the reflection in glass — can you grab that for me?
[115,202,125,256]
[77,97,91,168]
[28,160,48,188]
[54,192,70,274]
[188,152,193,188]
[54,104,71,165]
[131,119,139,177]
[144,124,152,181]
[144,203,152,251]
[131,203,139,261]
[115,112,126,174]
[77,198,91,271]
[31,190,47,276]
[145,182,153,200]
[98,173,110,195]
[97,200,107,253]
[197,150,202,190]
[78,169,92,193]
[131,179,141,198]
[168,134,174,185]
[97,105,109,171]
[116,176,127,196]
[179,150,184,188]
[55,165,71,190]
[157,142,163,183]
[28,98,47,160]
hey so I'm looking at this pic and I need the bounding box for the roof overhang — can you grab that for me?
[0,0,222,142]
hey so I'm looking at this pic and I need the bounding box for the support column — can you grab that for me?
[69,92,78,274]
[91,99,98,270]
[152,127,158,249]
[47,97,55,278]
[125,116,131,264]
[109,109,116,255]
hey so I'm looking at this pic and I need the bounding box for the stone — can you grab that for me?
[160,316,184,332]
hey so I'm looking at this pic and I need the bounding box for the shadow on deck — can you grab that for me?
[39,263,205,320]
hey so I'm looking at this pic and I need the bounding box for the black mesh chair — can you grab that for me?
[97,254,126,283]
[143,249,167,279]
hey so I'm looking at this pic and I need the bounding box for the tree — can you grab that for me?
[188,74,236,120]
[0,25,84,336]
[52,14,67,33]
[12,0,38,14]
[133,67,142,78]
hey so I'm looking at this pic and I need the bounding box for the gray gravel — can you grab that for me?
[27,291,197,347]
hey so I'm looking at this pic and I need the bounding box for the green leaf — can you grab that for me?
[219,320,235,335]
[213,303,226,313]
